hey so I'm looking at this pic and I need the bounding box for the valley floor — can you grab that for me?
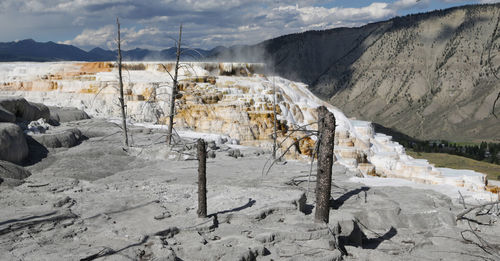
[407,150,500,181]
[1,119,500,260]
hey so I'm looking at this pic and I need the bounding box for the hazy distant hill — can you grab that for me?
[215,3,500,142]
[0,40,212,62]
[0,39,97,61]
[88,47,116,61]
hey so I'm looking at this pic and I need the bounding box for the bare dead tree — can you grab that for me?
[455,195,500,259]
[155,35,210,147]
[314,106,336,224]
[166,24,183,146]
[116,17,129,147]
[456,200,500,221]
[197,139,207,218]
[460,220,500,259]
[272,76,278,159]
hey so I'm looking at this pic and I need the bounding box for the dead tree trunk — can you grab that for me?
[314,106,336,223]
[197,139,207,218]
[272,76,278,159]
[167,24,182,145]
[116,17,128,147]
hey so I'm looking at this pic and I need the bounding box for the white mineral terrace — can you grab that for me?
[0,62,495,199]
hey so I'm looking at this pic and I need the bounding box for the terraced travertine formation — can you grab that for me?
[0,62,496,199]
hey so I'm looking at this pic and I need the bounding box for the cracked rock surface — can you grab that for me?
[1,119,499,261]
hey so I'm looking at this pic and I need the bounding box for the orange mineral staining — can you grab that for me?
[76,62,114,73]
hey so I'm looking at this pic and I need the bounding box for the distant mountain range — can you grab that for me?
[1,3,499,142]
[0,39,222,62]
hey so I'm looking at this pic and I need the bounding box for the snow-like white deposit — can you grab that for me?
[348,176,496,204]
[265,75,489,196]
[0,62,494,197]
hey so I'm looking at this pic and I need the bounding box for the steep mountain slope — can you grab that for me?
[323,5,500,142]
[216,4,500,142]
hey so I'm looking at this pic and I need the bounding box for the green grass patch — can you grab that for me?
[407,150,500,181]
[449,141,481,147]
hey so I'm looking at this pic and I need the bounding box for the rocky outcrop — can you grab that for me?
[0,160,31,180]
[30,128,83,148]
[0,105,16,122]
[49,106,90,124]
[0,123,29,164]
[0,97,50,122]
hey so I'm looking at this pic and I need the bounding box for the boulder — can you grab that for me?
[0,105,16,122]
[207,140,218,150]
[215,136,228,145]
[207,150,216,158]
[0,123,29,163]
[227,148,242,158]
[48,106,90,123]
[0,178,25,186]
[0,97,50,122]
[29,128,83,148]
[25,102,50,121]
[0,160,32,180]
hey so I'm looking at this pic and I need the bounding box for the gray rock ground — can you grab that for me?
[0,119,499,260]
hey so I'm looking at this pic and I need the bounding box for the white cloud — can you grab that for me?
[438,0,499,4]
[334,3,396,20]
[60,1,406,49]
[3,0,500,50]
[62,25,115,49]
[478,0,500,3]
[62,24,171,50]
[393,0,430,9]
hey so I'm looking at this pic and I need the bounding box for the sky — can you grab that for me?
[0,0,499,51]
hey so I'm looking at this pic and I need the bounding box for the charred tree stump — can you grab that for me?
[197,139,207,218]
[314,106,336,223]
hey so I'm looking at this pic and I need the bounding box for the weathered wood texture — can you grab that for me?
[197,139,207,218]
[314,106,336,223]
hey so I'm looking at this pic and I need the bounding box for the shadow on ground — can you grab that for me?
[209,198,256,217]
[330,186,370,210]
